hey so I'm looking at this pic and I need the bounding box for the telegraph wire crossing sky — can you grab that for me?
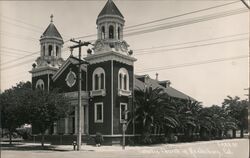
[0,0,248,106]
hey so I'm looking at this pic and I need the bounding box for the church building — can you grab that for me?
[30,0,193,144]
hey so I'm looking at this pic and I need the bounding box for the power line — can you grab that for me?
[0,43,71,67]
[1,19,42,34]
[0,47,70,70]
[0,51,39,66]
[134,32,249,52]
[0,31,38,42]
[124,8,248,37]
[125,0,240,29]
[1,4,247,68]
[74,1,242,40]
[135,38,248,56]
[136,55,249,73]
[1,34,247,71]
[0,16,73,39]
[0,50,30,57]
[1,47,37,55]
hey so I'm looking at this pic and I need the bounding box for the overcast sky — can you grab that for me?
[0,0,249,106]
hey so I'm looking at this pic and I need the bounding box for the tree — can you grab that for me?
[27,89,70,147]
[0,81,32,144]
[133,87,178,143]
[197,104,238,140]
[222,96,248,138]
[173,99,202,141]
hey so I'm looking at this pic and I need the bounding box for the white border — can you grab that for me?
[92,67,105,90]
[94,102,103,123]
[65,71,76,87]
[111,60,114,135]
[35,79,45,90]
[118,67,129,91]
[120,102,128,123]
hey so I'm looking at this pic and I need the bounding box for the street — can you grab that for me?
[1,138,248,158]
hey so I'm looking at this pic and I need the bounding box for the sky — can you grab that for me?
[0,0,249,106]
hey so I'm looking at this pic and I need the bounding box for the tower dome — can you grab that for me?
[36,14,64,68]
[93,0,129,55]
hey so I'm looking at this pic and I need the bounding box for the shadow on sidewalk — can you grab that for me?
[1,143,69,152]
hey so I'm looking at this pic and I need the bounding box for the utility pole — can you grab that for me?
[240,2,250,157]
[70,39,91,151]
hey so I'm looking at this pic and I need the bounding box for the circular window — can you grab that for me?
[65,71,76,87]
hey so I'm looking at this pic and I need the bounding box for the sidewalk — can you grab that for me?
[2,138,248,158]
[54,138,248,153]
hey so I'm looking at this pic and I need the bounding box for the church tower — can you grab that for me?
[85,0,136,141]
[30,15,64,91]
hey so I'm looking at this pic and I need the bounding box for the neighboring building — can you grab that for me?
[29,0,193,144]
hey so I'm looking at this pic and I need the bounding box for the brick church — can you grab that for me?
[30,0,193,144]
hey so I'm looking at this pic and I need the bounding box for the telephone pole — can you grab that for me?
[70,39,91,151]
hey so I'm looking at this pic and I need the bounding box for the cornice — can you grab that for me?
[85,51,136,66]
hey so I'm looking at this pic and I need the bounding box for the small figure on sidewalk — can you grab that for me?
[95,132,104,147]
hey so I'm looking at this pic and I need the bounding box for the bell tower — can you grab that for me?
[85,0,137,140]
[30,15,64,91]
[93,0,129,55]
[37,14,64,68]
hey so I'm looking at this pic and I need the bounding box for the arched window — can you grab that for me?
[101,26,105,39]
[92,67,105,90]
[118,27,120,40]
[36,79,45,90]
[119,73,122,89]
[56,46,59,56]
[109,25,114,39]
[94,74,99,90]
[48,45,53,56]
[124,75,127,90]
[100,73,104,89]
[118,68,129,91]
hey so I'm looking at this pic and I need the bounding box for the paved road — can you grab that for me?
[1,138,249,158]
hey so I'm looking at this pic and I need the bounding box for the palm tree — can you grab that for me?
[222,96,248,138]
[133,87,178,143]
[173,99,202,141]
[198,105,237,140]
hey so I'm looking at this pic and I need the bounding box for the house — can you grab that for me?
[29,0,193,145]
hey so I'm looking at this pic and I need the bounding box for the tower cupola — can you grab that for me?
[36,14,64,68]
[93,0,129,55]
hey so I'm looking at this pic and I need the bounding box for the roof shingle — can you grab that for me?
[98,0,124,18]
[42,23,63,39]
[134,75,196,101]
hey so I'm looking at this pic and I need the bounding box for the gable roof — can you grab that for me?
[52,56,87,81]
[42,22,63,39]
[98,0,124,18]
[134,75,196,101]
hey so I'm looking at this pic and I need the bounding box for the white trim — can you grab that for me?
[35,79,45,90]
[92,67,105,90]
[90,89,106,97]
[65,71,76,87]
[63,91,89,100]
[118,89,131,96]
[118,67,129,91]
[85,51,136,66]
[52,57,87,81]
[111,60,114,135]
[30,68,57,77]
[120,103,128,123]
[94,102,103,123]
